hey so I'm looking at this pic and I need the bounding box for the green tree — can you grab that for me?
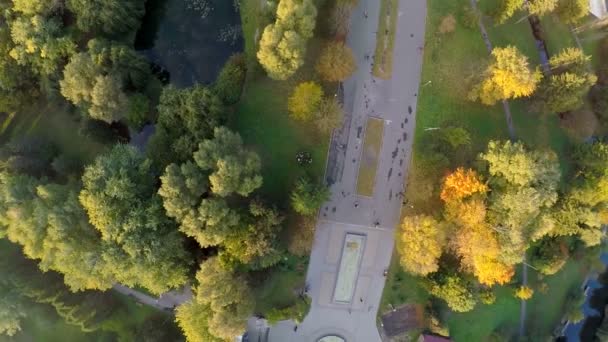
[175,301,222,342]
[480,140,561,264]
[556,0,589,24]
[220,202,285,270]
[60,39,150,122]
[494,0,524,23]
[9,15,75,75]
[529,237,568,275]
[193,258,254,340]
[315,96,344,135]
[527,0,558,16]
[79,145,190,294]
[290,176,330,216]
[12,0,57,15]
[430,275,477,312]
[67,0,145,35]
[288,81,323,121]
[89,75,128,122]
[257,0,317,80]
[0,171,114,292]
[0,280,25,336]
[535,48,596,113]
[257,24,307,80]
[214,53,247,104]
[276,0,317,37]
[193,127,263,197]
[469,46,541,105]
[316,41,357,82]
[148,85,223,167]
[125,93,150,130]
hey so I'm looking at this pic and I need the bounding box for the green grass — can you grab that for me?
[525,258,590,334]
[0,100,106,164]
[379,252,430,313]
[236,0,330,202]
[372,0,399,79]
[381,0,584,338]
[251,258,308,314]
[356,117,384,196]
[448,286,521,341]
[234,78,328,202]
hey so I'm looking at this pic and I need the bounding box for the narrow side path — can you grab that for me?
[469,0,516,140]
[468,0,529,337]
[112,284,192,312]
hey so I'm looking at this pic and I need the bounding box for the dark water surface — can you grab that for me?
[135,0,244,87]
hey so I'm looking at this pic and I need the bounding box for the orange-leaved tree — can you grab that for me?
[440,168,488,203]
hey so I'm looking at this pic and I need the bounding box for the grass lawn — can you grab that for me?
[356,117,384,196]
[372,0,398,79]
[381,0,584,338]
[236,0,331,203]
[447,286,521,341]
[379,251,430,313]
[0,100,106,164]
[251,258,308,314]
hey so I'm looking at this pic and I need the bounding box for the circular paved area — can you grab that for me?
[318,336,346,342]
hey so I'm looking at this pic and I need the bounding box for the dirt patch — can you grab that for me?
[381,304,424,337]
[438,15,456,34]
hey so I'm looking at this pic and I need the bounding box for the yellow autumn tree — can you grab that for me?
[440,168,488,203]
[450,222,514,286]
[469,46,542,105]
[288,81,323,121]
[444,197,486,228]
[514,286,534,300]
[398,215,446,276]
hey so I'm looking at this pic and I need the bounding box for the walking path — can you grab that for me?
[257,0,427,341]
[469,0,516,141]
[112,284,192,311]
[468,2,533,336]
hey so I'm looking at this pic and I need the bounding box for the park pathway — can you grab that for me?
[469,0,517,141]
[255,0,427,341]
[112,284,192,311]
[468,1,531,337]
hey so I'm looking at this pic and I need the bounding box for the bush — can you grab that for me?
[79,118,120,145]
[461,5,480,29]
[214,54,247,105]
[125,93,150,130]
[288,82,324,121]
[316,41,357,82]
[266,297,311,325]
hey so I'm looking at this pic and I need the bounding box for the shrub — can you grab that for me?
[288,82,323,121]
[214,54,247,104]
[316,41,357,82]
[125,93,150,130]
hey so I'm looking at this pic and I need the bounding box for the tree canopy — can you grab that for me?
[257,0,317,80]
[469,46,541,105]
[288,81,323,121]
[66,0,145,35]
[535,48,596,113]
[398,215,445,276]
[79,144,190,294]
[148,85,224,167]
[316,41,356,82]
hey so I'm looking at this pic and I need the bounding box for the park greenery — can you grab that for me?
[383,0,608,340]
[3,0,608,340]
[0,0,350,340]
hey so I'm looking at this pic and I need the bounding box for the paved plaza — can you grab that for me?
[252,0,427,340]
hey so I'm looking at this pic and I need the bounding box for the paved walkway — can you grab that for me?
[112,284,192,311]
[263,0,427,340]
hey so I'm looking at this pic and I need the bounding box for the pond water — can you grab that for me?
[135,0,244,87]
